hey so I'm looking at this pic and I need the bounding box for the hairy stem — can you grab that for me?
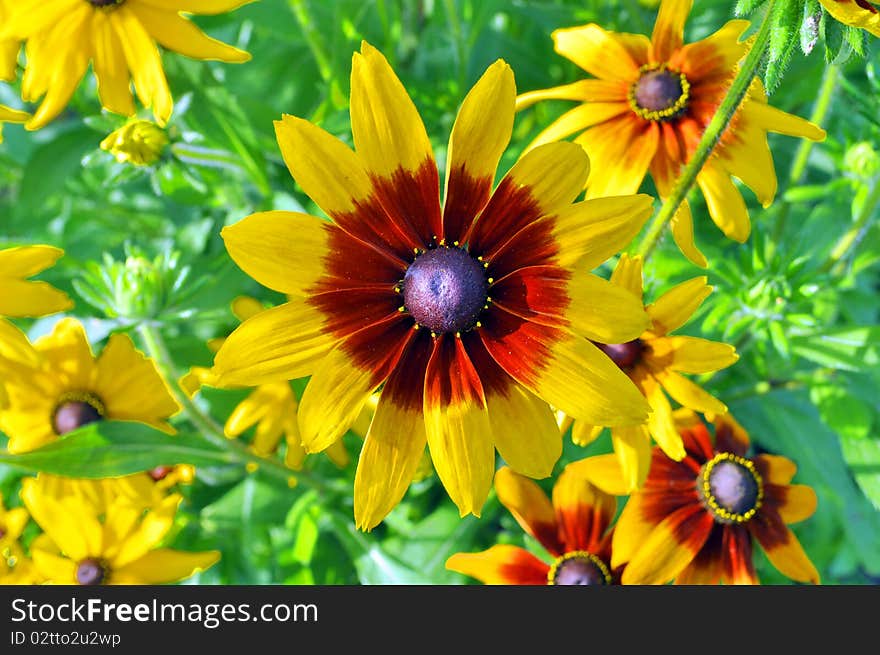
[635,0,777,261]
[823,179,880,275]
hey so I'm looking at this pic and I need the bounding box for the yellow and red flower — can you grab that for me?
[577,411,820,584]
[0,318,180,453]
[1,0,252,130]
[446,465,619,584]
[212,42,656,529]
[515,0,826,266]
[563,254,738,491]
[820,1,880,36]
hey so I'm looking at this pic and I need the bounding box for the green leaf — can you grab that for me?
[800,0,821,54]
[765,0,804,93]
[0,420,235,477]
[735,0,769,17]
[789,326,880,371]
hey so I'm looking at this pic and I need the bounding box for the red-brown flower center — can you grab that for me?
[0,527,6,540]
[76,558,107,585]
[52,392,105,436]
[629,65,690,122]
[698,453,764,524]
[148,465,174,482]
[402,246,488,334]
[548,551,612,585]
[595,339,643,371]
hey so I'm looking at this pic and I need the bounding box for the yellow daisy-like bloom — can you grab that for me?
[563,254,738,491]
[820,0,880,36]
[212,41,655,529]
[0,317,181,453]
[2,0,252,131]
[100,119,169,166]
[0,245,73,317]
[181,296,349,470]
[515,0,826,266]
[21,474,219,585]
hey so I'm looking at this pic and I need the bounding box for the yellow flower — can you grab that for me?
[0,245,72,317]
[0,317,181,453]
[21,474,219,585]
[212,41,655,529]
[819,0,880,36]
[515,0,826,266]
[181,296,349,470]
[2,0,253,130]
[563,254,738,491]
[100,119,169,166]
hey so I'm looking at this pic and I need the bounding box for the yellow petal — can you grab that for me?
[718,99,778,208]
[552,24,646,80]
[0,318,40,369]
[0,244,63,277]
[650,335,739,374]
[754,454,797,485]
[423,338,494,518]
[670,199,708,268]
[565,272,650,343]
[21,477,102,562]
[645,377,687,460]
[489,384,561,479]
[501,141,590,217]
[570,420,603,447]
[553,463,618,551]
[446,545,549,584]
[230,296,265,322]
[610,252,644,299]
[654,368,728,415]
[696,163,751,242]
[751,516,820,584]
[112,548,220,584]
[212,300,335,387]
[564,453,632,497]
[580,118,659,199]
[610,492,653,567]
[646,276,711,334]
[35,318,97,390]
[107,494,180,567]
[515,79,626,111]
[297,345,378,453]
[776,484,818,525]
[553,194,655,271]
[494,466,561,552]
[651,0,693,61]
[128,2,250,62]
[179,365,217,398]
[221,211,331,296]
[92,12,136,116]
[611,424,653,491]
[744,99,826,141]
[0,279,73,317]
[31,549,77,584]
[523,102,628,154]
[350,41,433,178]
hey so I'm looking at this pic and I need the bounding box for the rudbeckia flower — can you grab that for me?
[576,410,820,584]
[0,245,72,317]
[446,466,619,585]
[213,41,655,529]
[21,474,219,585]
[562,253,738,491]
[819,0,880,36]
[515,0,826,266]
[0,317,181,453]
[1,0,252,130]
[181,296,349,470]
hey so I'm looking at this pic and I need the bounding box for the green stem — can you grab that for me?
[822,179,880,275]
[635,1,777,261]
[442,0,467,91]
[137,322,328,491]
[289,0,333,82]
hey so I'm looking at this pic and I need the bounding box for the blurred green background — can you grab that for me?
[1,0,879,584]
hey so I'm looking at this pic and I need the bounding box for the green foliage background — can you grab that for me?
[1,0,879,584]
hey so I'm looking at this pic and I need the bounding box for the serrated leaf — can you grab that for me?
[765,0,805,92]
[0,420,235,477]
[735,0,769,17]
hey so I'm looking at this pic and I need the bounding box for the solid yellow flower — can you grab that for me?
[180,296,348,470]
[562,254,738,491]
[0,245,72,317]
[0,317,181,453]
[515,0,826,266]
[211,41,655,529]
[2,0,253,130]
[819,0,880,36]
[100,119,169,166]
[21,474,219,585]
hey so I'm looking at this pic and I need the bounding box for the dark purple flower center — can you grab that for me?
[88,0,124,7]
[595,339,643,370]
[76,558,107,585]
[698,453,763,524]
[53,399,104,436]
[548,551,611,585]
[403,246,488,334]
[634,70,684,112]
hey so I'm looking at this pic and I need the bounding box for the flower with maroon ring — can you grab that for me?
[819,1,880,36]
[573,410,820,584]
[212,41,655,529]
[514,0,826,266]
[445,466,619,585]
[0,317,180,453]
[561,253,738,491]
